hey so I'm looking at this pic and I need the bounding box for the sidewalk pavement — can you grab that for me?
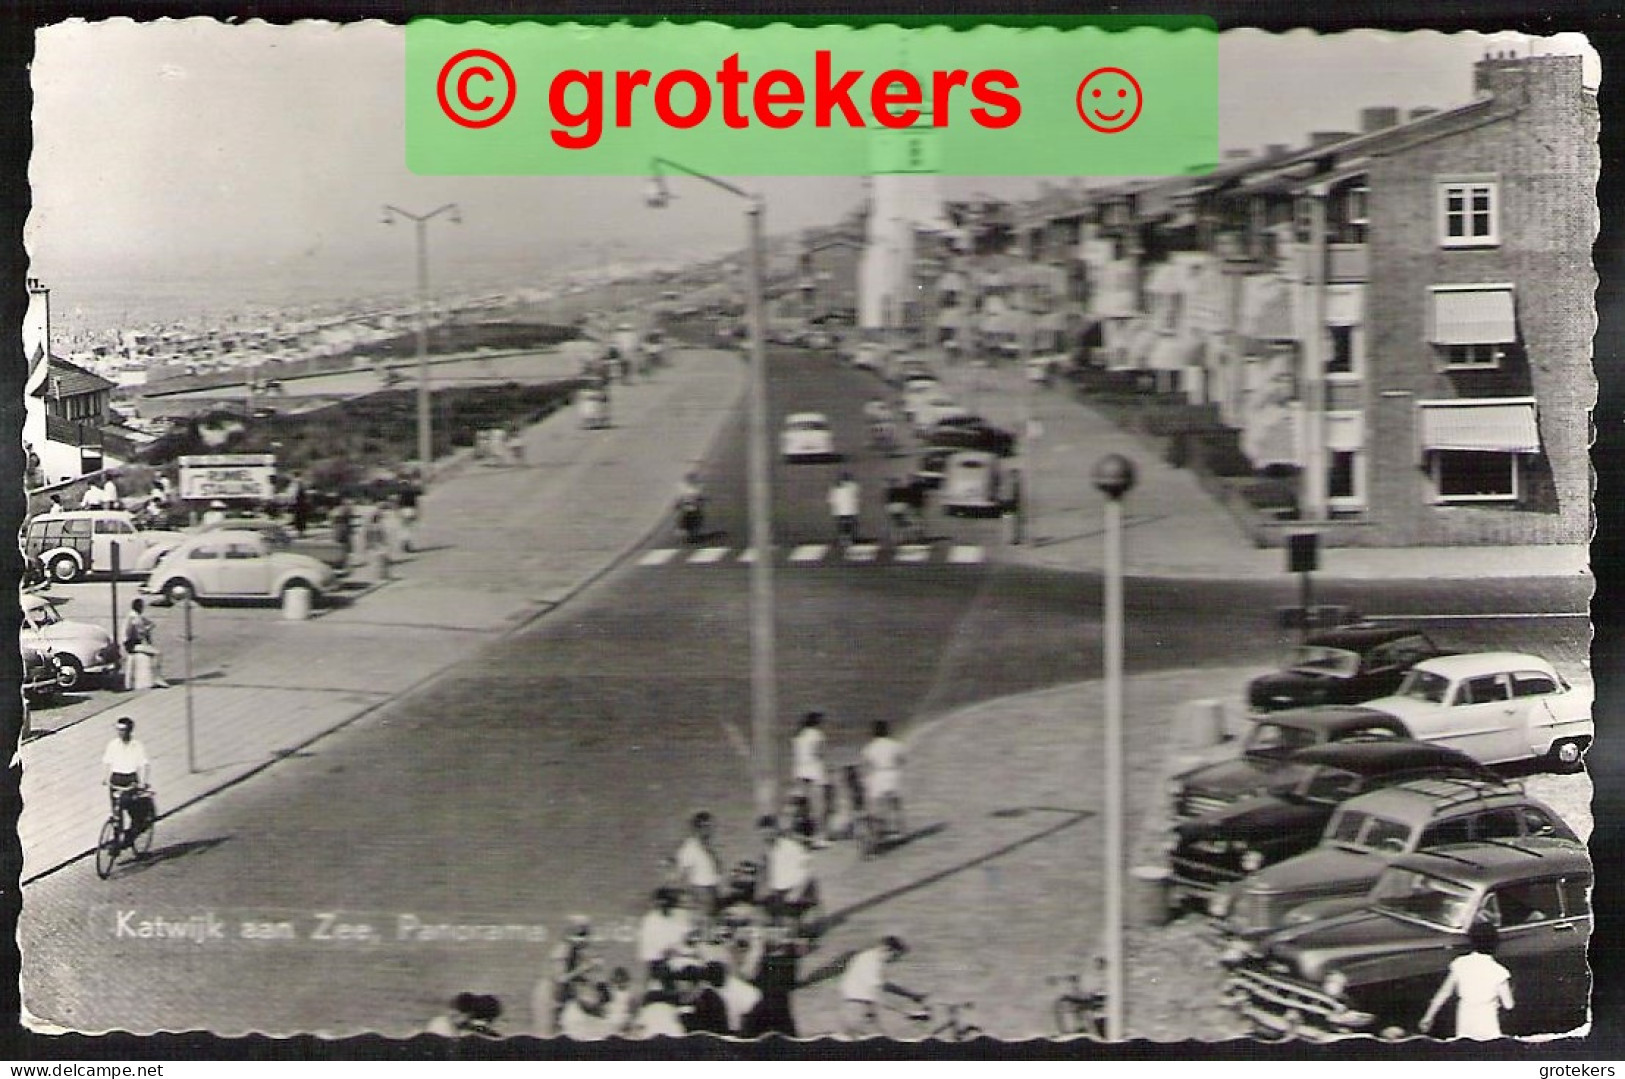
[18,349,747,884]
[933,358,1590,581]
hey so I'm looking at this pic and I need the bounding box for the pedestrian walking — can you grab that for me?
[121,597,170,690]
[531,915,601,1036]
[839,936,926,1039]
[1420,921,1514,1040]
[764,816,820,938]
[44,494,64,516]
[862,720,906,837]
[828,472,861,547]
[673,811,723,920]
[288,473,310,536]
[791,712,832,847]
[79,483,106,510]
[202,500,227,528]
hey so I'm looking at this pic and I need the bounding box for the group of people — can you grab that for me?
[790,712,906,850]
[330,493,416,569]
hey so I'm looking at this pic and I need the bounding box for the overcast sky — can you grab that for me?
[26,20,1598,313]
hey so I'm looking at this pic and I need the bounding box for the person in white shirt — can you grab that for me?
[202,500,228,528]
[79,484,106,510]
[839,936,925,1038]
[673,811,723,918]
[827,472,861,547]
[764,816,820,938]
[862,720,907,837]
[101,477,122,510]
[791,712,832,847]
[637,886,695,981]
[1421,921,1515,1039]
[101,716,153,849]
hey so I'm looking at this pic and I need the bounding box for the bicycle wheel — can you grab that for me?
[94,819,119,879]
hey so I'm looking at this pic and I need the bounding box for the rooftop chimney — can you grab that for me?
[1360,106,1400,133]
[1309,131,1357,147]
[1264,143,1290,158]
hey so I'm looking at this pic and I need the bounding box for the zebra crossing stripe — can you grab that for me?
[947,545,985,564]
[845,544,879,563]
[638,548,679,566]
[688,547,731,564]
[894,545,931,563]
[789,545,827,563]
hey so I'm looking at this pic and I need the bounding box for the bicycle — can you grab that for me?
[908,998,984,1042]
[96,785,156,879]
[1049,971,1107,1039]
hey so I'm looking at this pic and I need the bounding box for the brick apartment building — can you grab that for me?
[1006,50,1595,548]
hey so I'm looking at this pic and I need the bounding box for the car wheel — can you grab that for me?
[164,580,195,605]
[48,554,82,583]
[1548,738,1588,774]
[54,655,85,692]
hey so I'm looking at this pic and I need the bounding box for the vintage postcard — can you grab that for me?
[12,16,1597,1048]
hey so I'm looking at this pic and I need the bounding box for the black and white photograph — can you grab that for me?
[5,12,1607,1051]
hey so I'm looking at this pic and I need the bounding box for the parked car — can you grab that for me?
[1248,625,1446,713]
[21,510,184,583]
[1210,775,1576,936]
[20,591,120,692]
[780,412,836,463]
[939,451,1006,516]
[851,343,888,372]
[1359,653,1593,772]
[926,415,1018,457]
[137,516,348,574]
[578,387,610,429]
[1170,708,1412,821]
[1165,740,1500,911]
[21,641,62,704]
[803,329,835,350]
[1221,837,1592,1040]
[900,377,943,422]
[141,529,338,606]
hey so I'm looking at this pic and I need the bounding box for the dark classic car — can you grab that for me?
[1221,837,1592,1041]
[1210,775,1576,936]
[1165,740,1497,910]
[1249,625,1446,712]
[925,415,1018,457]
[1170,707,1412,821]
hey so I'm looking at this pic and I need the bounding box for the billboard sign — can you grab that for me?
[177,454,277,502]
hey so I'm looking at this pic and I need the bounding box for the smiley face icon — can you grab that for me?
[1076,67,1143,134]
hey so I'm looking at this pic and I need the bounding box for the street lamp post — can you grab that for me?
[1092,452,1136,1042]
[382,203,461,488]
[646,159,779,820]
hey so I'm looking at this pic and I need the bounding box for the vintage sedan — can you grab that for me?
[1165,740,1496,910]
[1211,775,1576,935]
[21,641,62,704]
[927,415,1018,458]
[1361,653,1593,772]
[142,529,337,606]
[136,516,348,574]
[1248,625,1445,713]
[780,413,837,463]
[1169,707,1411,821]
[20,591,120,692]
[1221,837,1592,1041]
[939,451,1006,516]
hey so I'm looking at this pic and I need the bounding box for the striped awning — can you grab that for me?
[1418,400,1539,454]
[1431,288,1516,345]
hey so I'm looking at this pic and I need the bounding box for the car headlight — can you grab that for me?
[1240,849,1265,872]
[1322,971,1347,997]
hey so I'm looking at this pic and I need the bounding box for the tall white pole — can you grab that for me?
[1301,193,1328,522]
[746,200,778,820]
[415,217,432,485]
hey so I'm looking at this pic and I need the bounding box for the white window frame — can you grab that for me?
[1438,176,1500,249]
[1325,323,1362,380]
[1443,343,1505,370]
[1345,184,1369,227]
[1431,449,1521,504]
[1325,409,1367,511]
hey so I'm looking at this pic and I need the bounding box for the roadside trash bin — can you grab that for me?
[1186,699,1228,748]
[1130,865,1173,927]
[126,651,155,691]
[282,585,313,622]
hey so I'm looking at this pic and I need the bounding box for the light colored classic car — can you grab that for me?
[780,413,836,462]
[21,591,120,691]
[141,529,337,606]
[1362,652,1593,772]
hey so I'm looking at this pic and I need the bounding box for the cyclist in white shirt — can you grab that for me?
[101,716,153,850]
[827,473,861,547]
[862,720,906,837]
[791,712,832,847]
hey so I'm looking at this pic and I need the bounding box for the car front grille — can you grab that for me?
[1169,852,1244,891]
[1223,891,1278,935]
[1177,792,1233,820]
[1223,967,1368,1039]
